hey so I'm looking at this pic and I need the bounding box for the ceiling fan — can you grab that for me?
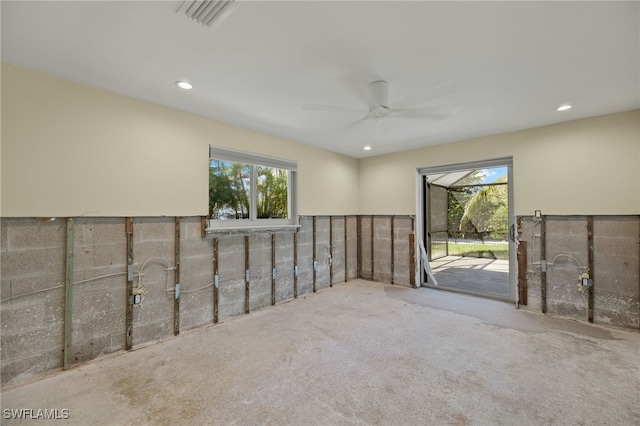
[302,80,460,125]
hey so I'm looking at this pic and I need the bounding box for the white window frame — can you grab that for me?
[207,146,299,233]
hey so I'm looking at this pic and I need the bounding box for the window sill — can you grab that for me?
[205,224,300,236]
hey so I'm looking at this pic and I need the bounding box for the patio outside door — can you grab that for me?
[418,158,515,302]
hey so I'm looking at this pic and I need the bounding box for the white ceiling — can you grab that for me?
[2,1,638,159]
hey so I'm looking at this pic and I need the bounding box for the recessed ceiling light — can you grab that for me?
[176,80,193,90]
[363,146,372,151]
[556,104,572,111]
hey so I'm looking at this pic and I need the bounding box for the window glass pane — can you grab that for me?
[209,160,250,220]
[256,165,288,219]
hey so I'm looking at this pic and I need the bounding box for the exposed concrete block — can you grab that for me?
[314,217,331,290]
[248,233,272,312]
[5,218,65,249]
[275,233,295,302]
[360,217,373,281]
[218,235,246,319]
[330,217,345,285]
[373,216,392,283]
[1,218,66,387]
[393,217,414,287]
[1,223,8,250]
[1,274,64,305]
[1,241,66,281]
[593,216,640,329]
[518,218,542,312]
[296,217,314,295]
[545,217,589,321]
[132,218,175,346]
[71,219,127,364]
[72,276,127,363]
[1,289,65,387]
[179,218,214,331]
[518,215,640,330]
[346,216,358,281]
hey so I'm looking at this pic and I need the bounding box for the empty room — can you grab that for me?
[1,1,639,425]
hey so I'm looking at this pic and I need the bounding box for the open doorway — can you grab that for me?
[417,158,515,302]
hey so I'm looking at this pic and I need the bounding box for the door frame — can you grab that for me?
[415,157,516,302]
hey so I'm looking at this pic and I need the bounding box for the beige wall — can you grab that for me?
[0,64,359,217]
[2,64,638,218]
[359,110,640,216]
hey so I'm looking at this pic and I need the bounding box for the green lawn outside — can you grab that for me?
[432,242,509,260]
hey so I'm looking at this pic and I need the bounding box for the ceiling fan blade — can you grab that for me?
[376,118,389,134]
[388,106,460,120]
[302,103,366,114]
[391,80,458,109]
[340,117,367,131]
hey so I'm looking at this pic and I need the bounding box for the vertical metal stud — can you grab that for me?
[410,214,416,288]
[312,216,317,293]
[540,215,547,314]
[344,216,348,282]
[357,216,362,279]
[271,234,276,305]
[63,218,74,371]
[587,216,594,323]
[517,216,528,306]
[293,232,298,298]
[201,215,208,239]
[391,215,395,285]
[409,233,415,288]
[174,217,180,336]
[245,235,250,314]
[213,237,219,324]
[329,216,333,288]
[125,217,134,350]
[370,216,374,280]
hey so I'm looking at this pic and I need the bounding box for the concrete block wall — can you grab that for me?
[393,216,414,287]
[314,216,331,291]
[132,217,176,346]
[518,215,639,329]
[1,218,66,386]
[296,217,314,295]
[1,214,413,387]
[360,217,373,281]
[274,232,295,302]
[346,217,359,281]
[373,216,392,283]
[72,218,127,364]
[217,234,246,319]
[593,217,640,327]
[248,233,272,312]
[179,217,214,330]
[545,217,589,319]
[359,216,415,287]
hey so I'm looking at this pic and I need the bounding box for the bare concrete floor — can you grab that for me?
[430,256,509,297]
[2,280,639,425]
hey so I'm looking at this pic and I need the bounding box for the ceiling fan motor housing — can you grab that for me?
[368,80,390,108]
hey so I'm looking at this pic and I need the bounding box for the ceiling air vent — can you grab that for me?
[177,0,239,31]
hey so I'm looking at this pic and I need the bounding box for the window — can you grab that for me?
[208,146,298,230]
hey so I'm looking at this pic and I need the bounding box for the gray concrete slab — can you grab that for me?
[2,280,638,425]
[430,255,509,297]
